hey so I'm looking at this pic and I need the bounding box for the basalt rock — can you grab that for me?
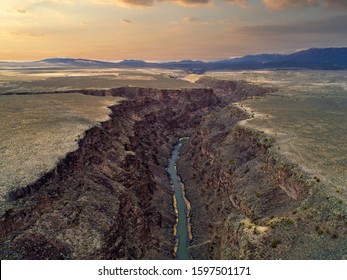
[2,78,344,260]
[178,98,347,260]
[0,87,219,259]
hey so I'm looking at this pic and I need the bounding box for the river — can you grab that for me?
[168,140,192,260]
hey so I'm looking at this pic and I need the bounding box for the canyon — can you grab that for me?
[0,87,219,259]
[0,81,346,259]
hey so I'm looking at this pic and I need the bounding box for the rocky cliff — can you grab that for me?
[1,79,345,260]
[0,87,219,259]
[178,83,347,260]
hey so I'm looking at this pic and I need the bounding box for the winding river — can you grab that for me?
[168,140,192,260]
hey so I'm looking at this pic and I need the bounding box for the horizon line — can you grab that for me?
[1,46,347,63]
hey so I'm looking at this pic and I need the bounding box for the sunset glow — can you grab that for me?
[1,0,347,61]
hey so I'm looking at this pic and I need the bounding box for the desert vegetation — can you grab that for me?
[0,68,201,95]
[0,92,124,212]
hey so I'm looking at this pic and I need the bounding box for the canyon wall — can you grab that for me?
[178,83,347,259]
[1,80,345,260]
[0,87,218,259]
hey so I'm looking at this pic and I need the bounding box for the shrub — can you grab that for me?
[315,225,323,235]
[271,240,280,248]
[229,159,235,165]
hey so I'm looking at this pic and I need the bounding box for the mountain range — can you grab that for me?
[1,47,347,71]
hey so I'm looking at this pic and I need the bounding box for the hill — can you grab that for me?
[1,47,347,70]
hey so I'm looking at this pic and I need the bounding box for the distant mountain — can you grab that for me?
[165,60,205,65]
[220,54,286,64]
[213,47,347,70]
[118,59,147,64]
[1,47,347,70]
[269,47,347,68]
[39,58,118,67]
[212,48,347,69]
[284,47,347,63]
[161,60,206,71]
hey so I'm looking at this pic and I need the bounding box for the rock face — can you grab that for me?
[0,87,219,259]
[178,83,347,260]
[196,76,272,104]
[1,80,346,260]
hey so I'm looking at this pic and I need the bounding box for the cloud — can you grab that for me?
[262,0,347,10]
[120,19,132,23]
[224,14,347,55]
[219,17,241,25]
[181,16,211,25]
[231,15,347,35]
[262,0,319,10]
[6,8,28,14]
[16,9,28,14]
[105,0,155,7]
[30,0,76,3]
[92,0,347,9]
[225,0,248,8]
[16,0,347,10]
[323,0,347,9]
[9,31,46,37]
[182,17,199,23]
[91,0,212,8]
[175,0,212,6]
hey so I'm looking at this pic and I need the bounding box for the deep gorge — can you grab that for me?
[0,81,346,260]
[0,87,219,259]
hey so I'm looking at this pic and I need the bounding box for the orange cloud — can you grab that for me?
[111,0,155,7]
[92,0,212,8]
[9,31,46,37]
[6,8,28,14]
[182,17,199,23]
[16,9,27,14]
[120,19,132,23]
[262,0,318,10]
[175,0,212,7]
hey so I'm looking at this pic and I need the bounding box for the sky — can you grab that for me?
[1,0,347,61]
